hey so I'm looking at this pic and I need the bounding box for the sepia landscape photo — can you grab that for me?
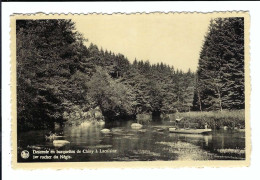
[13,13,249,165]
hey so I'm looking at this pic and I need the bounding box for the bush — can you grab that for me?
[177,110,245,129]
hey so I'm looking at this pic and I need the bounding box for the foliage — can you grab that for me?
[17,18,245,131]
[177,110,245,129]
[194,18,244,111]
[86,67,135,120]
[17,19,89,130]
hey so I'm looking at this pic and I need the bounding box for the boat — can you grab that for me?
[169,128,212,134]
[45,132,63,140]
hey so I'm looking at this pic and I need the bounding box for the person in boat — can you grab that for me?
[45,131,58,140]
[204,123,208,129]
[175,117,183,129]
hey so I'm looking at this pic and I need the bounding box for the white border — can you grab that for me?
[2,1,260,180]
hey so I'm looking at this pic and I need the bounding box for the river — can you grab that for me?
[17,119,245,162]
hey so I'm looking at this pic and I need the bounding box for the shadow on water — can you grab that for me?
[17,117,245,162]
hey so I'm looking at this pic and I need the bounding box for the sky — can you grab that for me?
[73,13,212,72]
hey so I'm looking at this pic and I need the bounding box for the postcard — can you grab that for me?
[11,12,250,169]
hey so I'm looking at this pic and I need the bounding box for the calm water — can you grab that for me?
[18,119,245,162]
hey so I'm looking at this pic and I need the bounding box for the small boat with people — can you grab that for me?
[45,131,64,140]
[169,115,212,134]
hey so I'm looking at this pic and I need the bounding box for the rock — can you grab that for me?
[94,111,103,120]
[53,140,70,148]
[81,121,91,127]
[223,126,228,130]
[131,123,143,130]
[98,120,105,126]
[101,128,111,134]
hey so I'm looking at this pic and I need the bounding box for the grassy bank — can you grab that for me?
[176,110,245,129]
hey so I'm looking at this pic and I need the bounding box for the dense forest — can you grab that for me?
[16,17,244,131]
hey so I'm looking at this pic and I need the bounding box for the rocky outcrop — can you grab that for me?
[63,106,105,126]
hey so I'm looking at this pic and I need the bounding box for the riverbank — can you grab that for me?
[177,110,245,129]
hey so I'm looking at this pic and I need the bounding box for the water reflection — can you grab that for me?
[18,119,245,162]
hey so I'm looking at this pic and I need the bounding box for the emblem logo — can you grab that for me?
[21,150,30,159]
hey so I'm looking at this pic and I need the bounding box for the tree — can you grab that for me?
[16,19,89,130]
[17,19,199,131]
[195,17,244,111]
[86,67,135,120]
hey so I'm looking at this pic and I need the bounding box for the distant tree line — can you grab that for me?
[16,17,244,131]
